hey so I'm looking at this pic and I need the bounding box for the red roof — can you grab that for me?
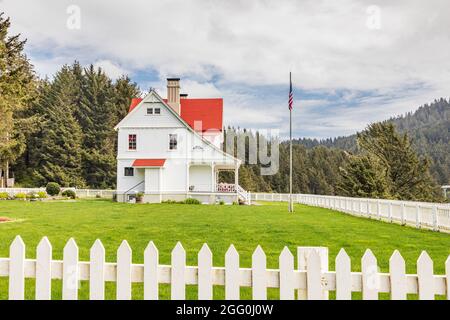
[128,98,143,112]
[127,97,223,132]
[180,98,223,132]
[132,159,166,167]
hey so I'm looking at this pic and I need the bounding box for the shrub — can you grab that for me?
[26,192,38,200]
[61,189,76,199]
[46,182,61,196]
[184,198,201,205]
[219,200,225,205]
[15,193,27,200]
[136,192,144,203]
[95,194,101,198]
[37,191,47,199]
[0,192,9,200]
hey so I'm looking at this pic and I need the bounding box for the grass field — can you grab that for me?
[0,199,449,300]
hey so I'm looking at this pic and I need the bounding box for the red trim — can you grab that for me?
[132,159,166,167]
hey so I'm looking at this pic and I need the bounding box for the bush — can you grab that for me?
[0,192,9,200]
[15,193,27,200]
[61,189,76,199]
[183,198,201,205]
[219,200,225,205]
[37,191,47,199]
[26,192,38,200]
[46,182,61,196]
[136,192,144,203]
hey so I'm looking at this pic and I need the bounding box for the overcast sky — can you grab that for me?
[2,0,450,138]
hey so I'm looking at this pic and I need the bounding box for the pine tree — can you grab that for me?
[337,155,391,198]
[77,65,118,188]
[357,122,441,201]
[0,13,36,187]
[26,66,85,187]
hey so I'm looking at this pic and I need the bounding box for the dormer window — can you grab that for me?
[146,107,161,115]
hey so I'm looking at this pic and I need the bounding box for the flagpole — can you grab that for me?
[289,72,294,213]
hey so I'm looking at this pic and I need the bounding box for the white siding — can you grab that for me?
[145,168,161,193]
[189,165,213,192]
[116,160,145,193]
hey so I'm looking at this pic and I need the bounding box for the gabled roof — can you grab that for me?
[128,97,223,132]
[115,90,239,164]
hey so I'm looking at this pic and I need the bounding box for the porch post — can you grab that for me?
[234,163,239,191]
[211,162,215,192]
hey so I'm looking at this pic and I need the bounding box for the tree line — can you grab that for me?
[0,13,447,202]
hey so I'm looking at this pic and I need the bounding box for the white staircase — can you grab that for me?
[236,185,251,204]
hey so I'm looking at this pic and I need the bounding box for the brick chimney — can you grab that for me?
[167,78,181,114]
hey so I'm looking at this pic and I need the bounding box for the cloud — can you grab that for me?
[93,60,128,80]
[2,0,450,138]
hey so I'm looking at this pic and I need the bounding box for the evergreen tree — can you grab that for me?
[337,155,390,198]
[0,13,36,187]
[356,122,441,201]
[26,66,85,186]
[77,65,118,188]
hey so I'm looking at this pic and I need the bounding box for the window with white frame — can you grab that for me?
[169,134,178,150]
[146,107,160,115]
[128,134,137,150]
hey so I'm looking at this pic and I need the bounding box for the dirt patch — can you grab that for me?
[0,217,12,223]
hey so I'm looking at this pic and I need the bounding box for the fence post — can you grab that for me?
[144,241,159,300]
[415,205,421,228]
[171,242,186,300]
[432,207,438,231]
[297,247,329,300]
[389,250,407,300]
[361,249,379,300]
[279,247,295,300]
[198,244,213,300]
[401,203,406,225]
[63,238,79,300]
[388,202,393,222]
[36,237,52,300]
[9,236,25,300]
[367,200,371,218]
[225,245,240,300]
[376,200,381,220]
[417,251,434,300]
[252,246,267,300]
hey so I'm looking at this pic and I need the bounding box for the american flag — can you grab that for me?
[289,72,293,110]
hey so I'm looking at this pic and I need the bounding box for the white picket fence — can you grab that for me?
[0,236,449,300]
[0,188,115,199]
[252,193,450,232]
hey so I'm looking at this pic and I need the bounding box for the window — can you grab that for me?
[147,108,153,115]
[169,134,178,150]
[128,134,137,150]
[154,108,161,114]
[124,167,134,176]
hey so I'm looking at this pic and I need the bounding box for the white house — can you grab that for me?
[115,78,247,204]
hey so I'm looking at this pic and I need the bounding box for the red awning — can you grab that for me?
[132,159,166,167]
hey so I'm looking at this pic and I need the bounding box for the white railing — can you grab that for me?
[1,236,448,300]
[251,193,450,232]
[0,188,115,199]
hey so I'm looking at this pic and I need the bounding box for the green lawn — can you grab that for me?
[0,199,449,300]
